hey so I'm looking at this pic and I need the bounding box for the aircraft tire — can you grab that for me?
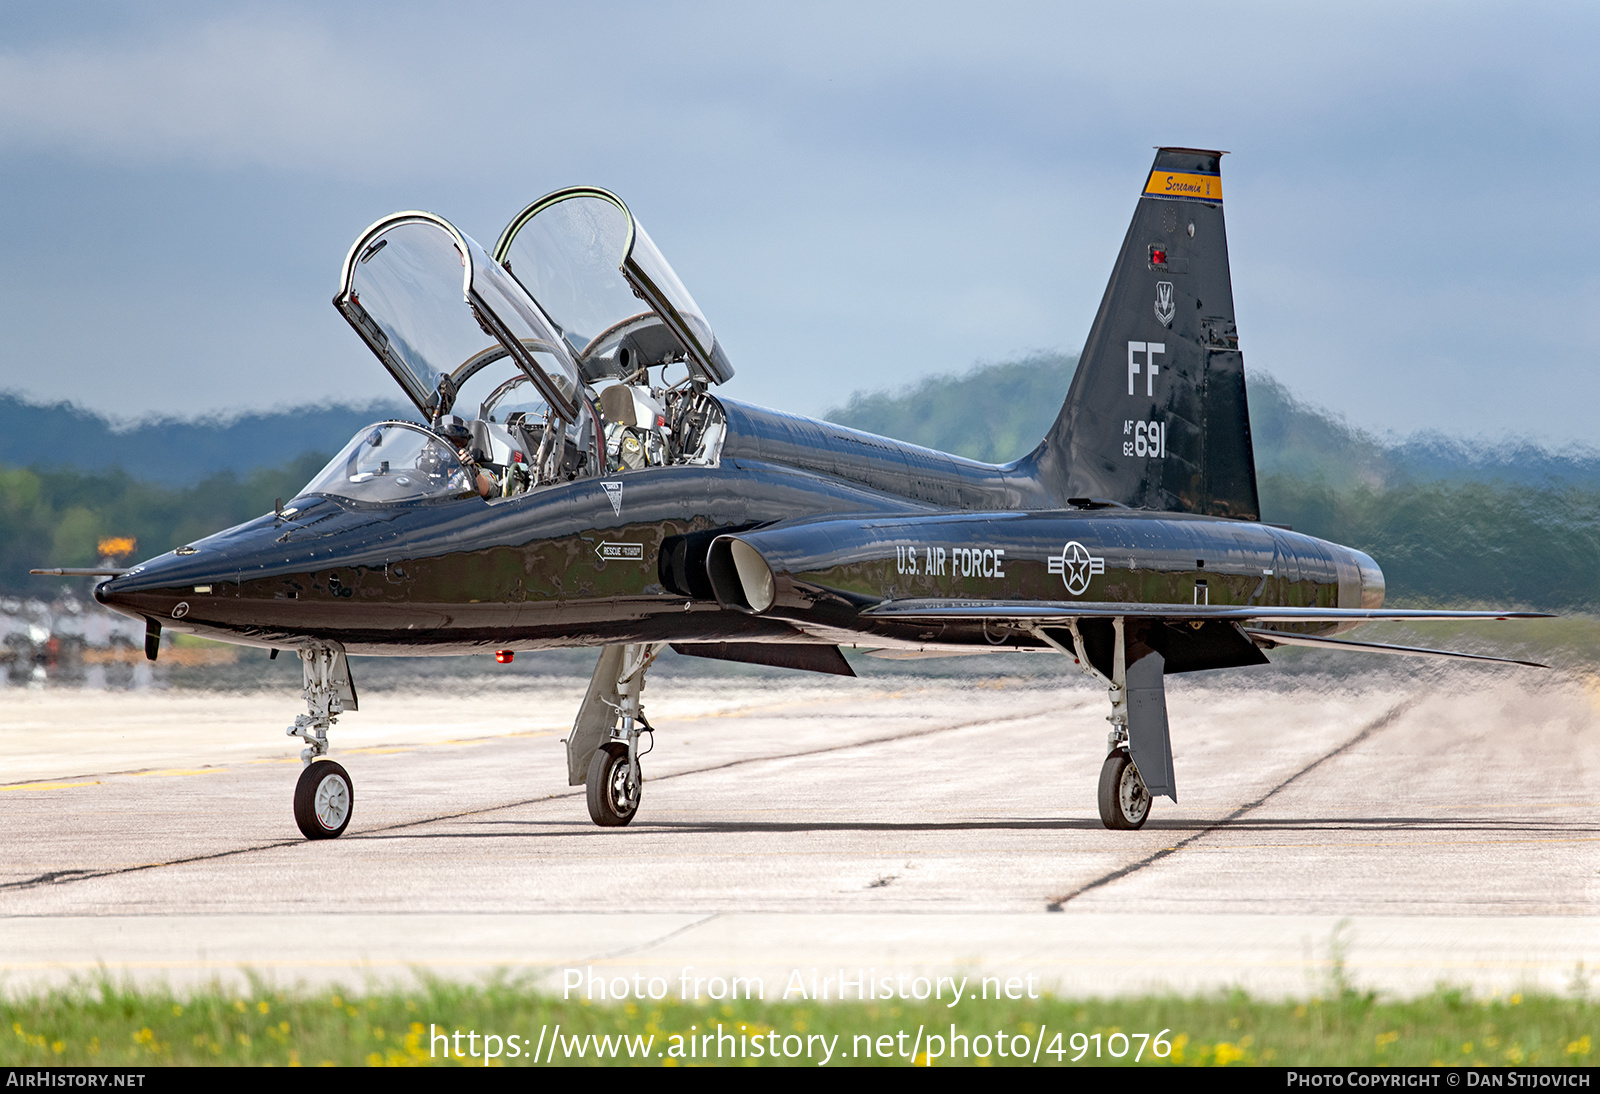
[587,743,640,827]
[294,759,354,840]
[1097,750,1150,831]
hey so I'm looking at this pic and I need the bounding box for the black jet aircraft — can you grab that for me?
[56,148,1545,840]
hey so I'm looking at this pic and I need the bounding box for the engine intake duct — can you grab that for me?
[706,536,775,612]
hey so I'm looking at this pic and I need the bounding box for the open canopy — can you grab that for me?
[334,212,586,423]
[493,187,734,386]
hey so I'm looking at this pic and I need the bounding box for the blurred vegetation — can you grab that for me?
[827,358,1600,611]
[1,979,1593,1067]
[7,359,1600,610]
[2,453,328,593]
[825,352,1077,464]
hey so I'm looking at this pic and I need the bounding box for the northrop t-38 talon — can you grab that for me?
[55,149,1548,838]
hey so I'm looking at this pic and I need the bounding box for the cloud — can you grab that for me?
[0,12,436,175]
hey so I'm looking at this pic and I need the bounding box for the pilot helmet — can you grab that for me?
[437,414,472,448]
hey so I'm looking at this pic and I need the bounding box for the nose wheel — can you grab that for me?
[587,743,640,826]
[1098,749,1151,830]
[294,760,354,839]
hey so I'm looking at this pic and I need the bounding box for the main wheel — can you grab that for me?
[586,743,640,827]
[294,760,354,839]
[1097,750,1151,830]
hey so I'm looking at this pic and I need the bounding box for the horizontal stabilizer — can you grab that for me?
[862,599,1551,625]
[1243,629,1547,668]
[670,642,856,677]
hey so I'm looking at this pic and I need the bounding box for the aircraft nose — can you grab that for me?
[94,553,235,622]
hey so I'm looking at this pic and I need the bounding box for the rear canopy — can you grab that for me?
[494,187,734,386]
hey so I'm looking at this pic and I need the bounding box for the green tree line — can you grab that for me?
[3,454,327,593]
[6,357,1598,611]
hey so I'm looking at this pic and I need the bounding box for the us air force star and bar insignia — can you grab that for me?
[602,481,623,517]
[1048,541,1106,596]
[1154,281,1175,327]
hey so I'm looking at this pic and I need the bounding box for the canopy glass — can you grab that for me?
[494,188,733,386]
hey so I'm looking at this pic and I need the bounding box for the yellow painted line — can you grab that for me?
[0,780,101,792]
[128,768,224,778]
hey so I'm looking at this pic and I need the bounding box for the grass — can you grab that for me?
[2,977,1595,1067]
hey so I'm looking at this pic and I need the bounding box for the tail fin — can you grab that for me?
[1022,148,1259,520]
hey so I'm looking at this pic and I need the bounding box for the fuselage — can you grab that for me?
[95,397,1385,660]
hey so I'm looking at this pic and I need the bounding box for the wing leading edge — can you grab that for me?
[860,600,1549,624]
[859,600,1549,667]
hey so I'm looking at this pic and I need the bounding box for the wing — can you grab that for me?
[858,599,1548,624]
[855,600,1548,667]
[1240,628,1546,668]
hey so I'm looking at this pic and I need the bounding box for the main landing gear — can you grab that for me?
[1031,617,1176,831]
[568,643,665,827]
[286,645,358,840]
[1097,749,1150,830]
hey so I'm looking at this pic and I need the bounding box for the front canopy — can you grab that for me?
[493,188,734,386]
[300,421,476,505]
[334,212,585,423]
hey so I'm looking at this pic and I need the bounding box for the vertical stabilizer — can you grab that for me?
[1022,148,1259,519]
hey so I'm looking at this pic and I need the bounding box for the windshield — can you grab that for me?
[300,423,477,505]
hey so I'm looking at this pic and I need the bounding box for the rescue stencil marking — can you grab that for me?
[596,542,645,560]
[1048,542,1105,596]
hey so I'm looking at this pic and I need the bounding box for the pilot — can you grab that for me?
[438,415,500,499]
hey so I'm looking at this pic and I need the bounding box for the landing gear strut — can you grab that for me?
[1032,617,1175,830]
[286,645,358,839]
[568,643,665,827]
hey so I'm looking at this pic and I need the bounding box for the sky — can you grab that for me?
[0,1,1596,444]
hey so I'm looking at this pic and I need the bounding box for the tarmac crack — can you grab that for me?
[1043,696,1421,912]
[2,707,1056,894]
[0,841,304,894]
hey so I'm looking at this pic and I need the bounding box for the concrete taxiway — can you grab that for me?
[2,664,1597,1000]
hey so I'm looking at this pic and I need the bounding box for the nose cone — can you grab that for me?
[94,548,234,623]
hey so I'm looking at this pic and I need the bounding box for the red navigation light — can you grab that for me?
[495,649,514,664]
[1149,247,1168,266]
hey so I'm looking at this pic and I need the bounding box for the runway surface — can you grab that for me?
[2,664,1597,1000]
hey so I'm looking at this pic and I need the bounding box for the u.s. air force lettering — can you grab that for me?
[1048,541,1105,596]
[894,544,1006,578]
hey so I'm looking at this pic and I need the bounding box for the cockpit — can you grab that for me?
[309,189,732,506]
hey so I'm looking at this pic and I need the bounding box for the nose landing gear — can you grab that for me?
[286,646,358,840]
[295,760,354,839]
